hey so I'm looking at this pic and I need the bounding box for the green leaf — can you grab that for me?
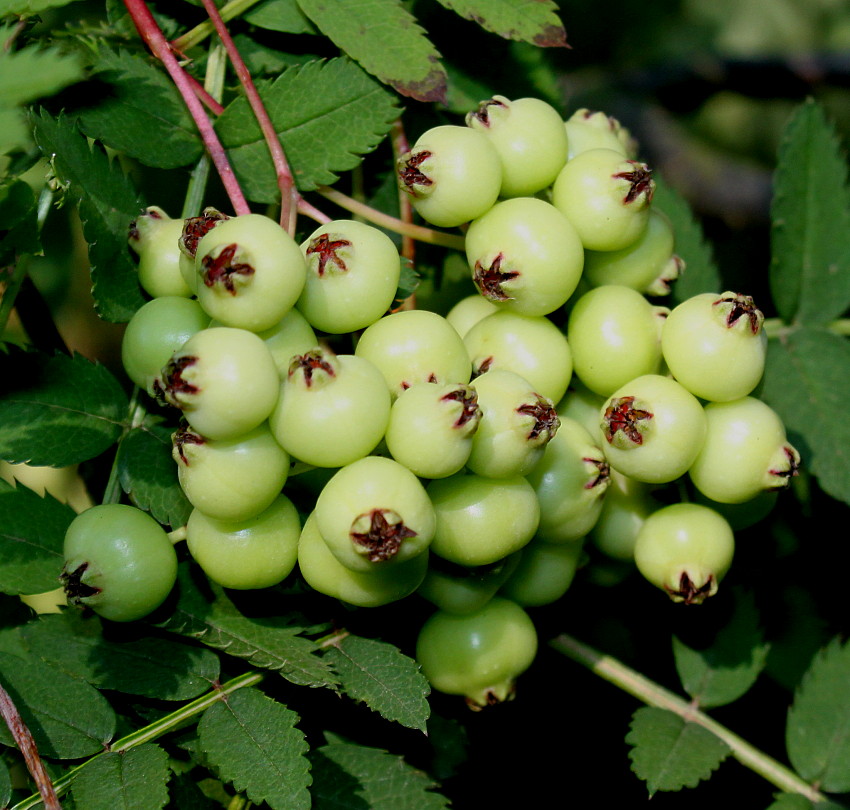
[0,651,116,759]
[198,687,311,810]
[244,0,317,33]
[0,757,9,810]
[296,0,446,102]
[761,327,850,505]
[0,484,74,596]
[324,634,430,732]
[0,25,84,107]
[310,735,450,810]
[0,106,30,156]
[0,347,129,467]
[157,565,338,689]
[117,422,192,530]
[672,589,770,708]
[21,611,220,701]
[31,110,146,323]
[78,49,203,170]
[770,100,850,325]
[653,173,721,304]
[69,743,170,810]
[436,0,567,47]
[0,0,85,12]
[626,706,730,796]
[217,58,399,202]
[786,637,850,793]
[0,179,40,265]
[766,797,848,810]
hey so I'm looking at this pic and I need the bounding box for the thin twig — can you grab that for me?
[391,118,416,309]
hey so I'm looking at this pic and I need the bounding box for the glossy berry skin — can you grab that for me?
[121,296,210,395]
[445,294,499,338]
[499,537,583,607]
[61,504,177,622]
[688,397,800,504]
[564,108,635,161]
[600,374,707,484]
[416,552,521,615]
[269,349,390,468]
[298,219,401,334]
[415,597,538,708]
[194,213,307,333]
[633,503,735,604]
[466,95,568,197]
[552,148,654,252]
[583,209,683,296]
[464,197,584,317]
[589,470,657,561]
[396,125,502,228]
[661,292,767,402]
[128,207,192,298]
[298,513,429,607]
[172,422,289,523]
[567,285,666,397]
[385,382,482,479]
[186,494,300,590]
[355,309,471,397]
[314,456,436,572]
[251,308,318,380]
[155,327,280,441]
[426,472,539,567]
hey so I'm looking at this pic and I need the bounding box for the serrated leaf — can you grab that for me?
[761,327,850,505]
[21,611,220,701]
[653,174,721,304]
[0,485,75,596]
[217,58,399,202]
[770,100,850,325]
[0,347,129,467]
[69,743,170,810]
[324,634,430,732]
[0,106,29,156]
[437,0,567,47]
[310,735,450,810]
[0,178,40,265]
[156,564,338,689]
[786,637,850,792]
[78,49,203,170]
[296,0,446,102]
[626,707,730,796]
[31,110,146,322]
[244,0,317,33]
[0,651,115,759]
[198,687,311,810]
[673,589,770,708]
[116,422,191,529]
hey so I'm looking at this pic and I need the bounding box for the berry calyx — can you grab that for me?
[350,509,418,563]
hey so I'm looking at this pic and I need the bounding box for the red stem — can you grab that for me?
[200,0,297,233]
[122,0,250,216]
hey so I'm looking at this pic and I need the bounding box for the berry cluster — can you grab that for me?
[60,94,800,711]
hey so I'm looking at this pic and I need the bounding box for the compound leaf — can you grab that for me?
[673,589,770,708]
[217,58,399,201]
[157,565,338,689]
[761,327,850,506]
[0,347,128,467]
[310,734,450,810]
[786,637,850,793]
[626,706,730,796]
[436,0,567,47]
[323,634,430,732]
[22,611,220,701]
[78,48,203,170]
[31,110,146,323]
[770,99,850,325]
[69,743,170,810]
[0,484,74,596]
[296,0,446,102]
[244,0,317,33]
[0,651,115,759]
[198,687,311,810]
[117,422,192,530]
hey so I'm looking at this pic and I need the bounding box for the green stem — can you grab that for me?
[10,671,265,810]
[316,186,466,251]
[550,633,828,804]
[172,0,265,53]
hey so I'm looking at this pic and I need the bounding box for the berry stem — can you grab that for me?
[172,0,264,53]
[316,186,466,251]
[550,632,828,803]
[199,0,298,233]
[121,0,250,216]
[8,672,265,810]
[391,118,417,309]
